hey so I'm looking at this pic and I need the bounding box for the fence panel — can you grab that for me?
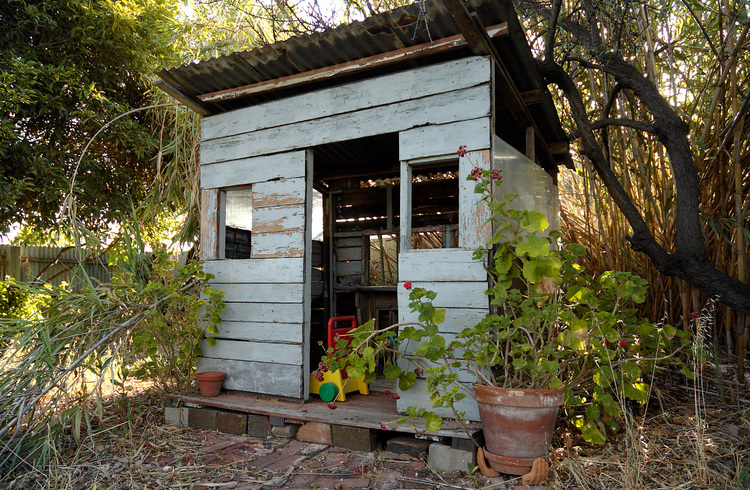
[0,245,114,291]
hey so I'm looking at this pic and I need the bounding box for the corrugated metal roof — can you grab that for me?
[157,0,571,169]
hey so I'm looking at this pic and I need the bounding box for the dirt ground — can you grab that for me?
[2,369,748,489]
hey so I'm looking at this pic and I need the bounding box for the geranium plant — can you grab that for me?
[314,149,691,443]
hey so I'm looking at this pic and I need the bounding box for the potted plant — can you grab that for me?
[314,151,688,479]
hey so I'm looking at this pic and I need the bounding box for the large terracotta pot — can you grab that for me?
[473,384,564,475]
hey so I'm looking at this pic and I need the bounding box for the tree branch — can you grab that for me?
[568,117,656,140]
[530,0,750,316]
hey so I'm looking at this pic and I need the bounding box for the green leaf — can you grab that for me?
[515,234,551,258]
[624,382,648,402]
[581,424,607,444]
[423,412,443,432]
[585,404,600,420]
[520,210,549,233]
[522,256,561,283]
[567,286,595,304]
[399,372,417,391]
[541,359,559,374]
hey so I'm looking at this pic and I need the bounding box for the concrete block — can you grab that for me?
[269,416,286,426]
[429,442,476,473]
[164,407,189,427]
[246,414,273,438]
[297,422,332,445]
[217,411,247,435]
[188,407,218,430]
[386,436,431,458]
[331,425,377,452]
[271,423,300,438]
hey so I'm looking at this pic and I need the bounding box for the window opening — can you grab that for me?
[410,161,459,249]
[312,188,324,242]
[223,188,252,259]
[367,232,398,286]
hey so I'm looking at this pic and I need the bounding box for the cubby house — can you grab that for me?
[157,0,571,429]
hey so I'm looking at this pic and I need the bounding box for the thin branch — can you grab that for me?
[568,117,657,140]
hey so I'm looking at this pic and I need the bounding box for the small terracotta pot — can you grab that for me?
[196,371,226,397]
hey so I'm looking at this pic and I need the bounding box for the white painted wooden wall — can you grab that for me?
[198,55,496,400]
[395,143,493,420]
[197,151,310,398]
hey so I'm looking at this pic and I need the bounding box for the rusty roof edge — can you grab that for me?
[198,23,509,104]
[154,0,572,166]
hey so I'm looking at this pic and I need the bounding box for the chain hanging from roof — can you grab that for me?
[412,0,433,43]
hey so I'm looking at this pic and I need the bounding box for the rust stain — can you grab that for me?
[365,24,393,36]
[252,247,304,259]
[394,13,419,28]
[254,220,304,233]
[254,195,304,208]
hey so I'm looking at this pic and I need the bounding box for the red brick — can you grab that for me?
[296,422,332,445]
[313,477,346,489]
[249,452,306,471]
[217,411,248,435]
[199,440,237,453]
[322,453,351,467]
[331,425,377,452]
[277,438,310,455]
[284,473,319,487]
[265,454,308,472]
[341,477,371,488]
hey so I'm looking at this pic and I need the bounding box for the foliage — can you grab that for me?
[0,0,187,234]
[0,278,46,322]
[0,217,223,476]
[106,219,225,392]
[316,164,690,442]
[516,0,750,334]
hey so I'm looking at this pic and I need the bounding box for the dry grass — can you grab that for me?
[1,368,747,489]
[551,365,749,489]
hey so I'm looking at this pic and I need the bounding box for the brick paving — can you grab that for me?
[154,428,540,489]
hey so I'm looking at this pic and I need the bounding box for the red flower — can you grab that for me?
[391,393,400,400]
[470,166,482,181]
[619,341,627,348]
[457,145,468,157]
[384,389,391,395]
[327,402,337,410]
[491,168,503,182]
[404,281,412,289]
[689,312,700,319]
[380,423,388,431]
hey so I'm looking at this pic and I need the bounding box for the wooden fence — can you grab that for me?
[0,245,114,291]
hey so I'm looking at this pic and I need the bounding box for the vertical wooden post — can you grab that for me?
[399,161,413,254]
[303,149,314,399]
[525,126,535,162]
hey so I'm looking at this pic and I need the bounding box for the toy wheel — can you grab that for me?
[319,382,339,402]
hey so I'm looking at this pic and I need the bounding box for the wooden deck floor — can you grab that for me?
[168,382,481,440]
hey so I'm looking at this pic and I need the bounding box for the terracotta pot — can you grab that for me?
[196,371,226,397]
[473,384,564,475]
